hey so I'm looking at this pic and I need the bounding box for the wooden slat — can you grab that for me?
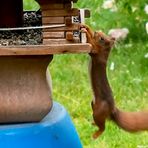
[43,23,79,32]
[71,0,78,2]
[84,9,91,18]
[38,0,78,4]
[41,4,64,10]
[38,0,64,4]
[43,38,80,44]
[42,8,79,17]
[43,32,65,39]
[43,39,74,44]
[0,43,92,55]
[64,3,72,10]
[64,0,78,2]
[42,17,64,24]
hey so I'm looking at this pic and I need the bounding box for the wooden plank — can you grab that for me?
[64,3,72,10]
[43,39,74,44]
[43,32,65,39]
[64,0,78,2]
[84,9,91,18]
[43,23,79,32]
[0,43,92,55]
[42,17,65,24]
[71,0,78,2]
[43,38,80,44]
[38,0,78,4]
[42,8,79,17]
[38,0,64,4]
[41,4,64,10]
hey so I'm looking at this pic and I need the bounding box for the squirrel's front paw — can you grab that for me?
[81,28,87,33]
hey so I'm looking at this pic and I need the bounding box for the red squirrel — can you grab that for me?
[81,24,148,139]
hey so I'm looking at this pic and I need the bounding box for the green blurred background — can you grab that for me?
[23,0,148,147]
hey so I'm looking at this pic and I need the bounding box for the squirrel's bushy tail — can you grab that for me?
[111,108,148,132]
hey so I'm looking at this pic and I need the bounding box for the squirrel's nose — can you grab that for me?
[111,37,116,41]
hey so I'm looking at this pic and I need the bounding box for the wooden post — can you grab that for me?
[0,0,91,123]
[0,55,53,123]
[0,0,23,27]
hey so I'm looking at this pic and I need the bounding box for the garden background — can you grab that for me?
[24,0,148,147]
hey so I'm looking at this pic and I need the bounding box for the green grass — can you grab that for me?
[49,42,148,148]
[22,0,148,147]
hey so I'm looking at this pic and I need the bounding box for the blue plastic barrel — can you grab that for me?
[0,102,82,148]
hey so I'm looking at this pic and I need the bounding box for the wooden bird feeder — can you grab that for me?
[0,0,23,27]
[0,0,91,123]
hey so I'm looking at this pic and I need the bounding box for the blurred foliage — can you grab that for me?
[23,0,39,11]
[22,1,148,147]
[76,0,148,42]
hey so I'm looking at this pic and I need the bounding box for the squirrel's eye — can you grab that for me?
[100,37,104,41]
[98,37,105,44]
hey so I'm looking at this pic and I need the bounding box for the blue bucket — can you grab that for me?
[0,102,82,148]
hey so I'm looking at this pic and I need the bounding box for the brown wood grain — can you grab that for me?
[84,9,91,18]
[43,38,81,44]
[0,43,92,55]
[42,17,65,24]
[43,32,65,39]
[0,0,23,27]
[41,4,64,10]
[42,8,79,17]
[0,55,53,123]
[43,39,74,44]
[37,0,78,4]
[64,3,72,10]
[43,23,79,32]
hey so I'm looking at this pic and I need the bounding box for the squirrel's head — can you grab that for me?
[94,31,115,49]
[93,31,115,63]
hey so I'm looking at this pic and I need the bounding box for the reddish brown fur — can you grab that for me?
[81,24,148,139]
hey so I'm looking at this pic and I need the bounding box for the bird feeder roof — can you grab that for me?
[37,0,78,4]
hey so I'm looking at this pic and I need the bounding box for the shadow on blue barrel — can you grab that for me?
[0,102,82,148]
